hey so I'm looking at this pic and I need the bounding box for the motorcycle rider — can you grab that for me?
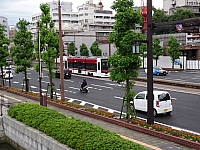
[80,79,87,89]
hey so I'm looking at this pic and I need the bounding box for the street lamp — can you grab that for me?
[132,44,140,54]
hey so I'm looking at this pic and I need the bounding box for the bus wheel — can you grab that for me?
[91,73,93,76]
[88,73,90,76]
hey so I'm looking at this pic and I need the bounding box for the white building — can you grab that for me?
[0,16,9,39]
[163,0,200,15]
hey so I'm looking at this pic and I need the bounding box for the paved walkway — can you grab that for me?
[0,90,195,150]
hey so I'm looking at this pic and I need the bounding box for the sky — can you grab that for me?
[0,0,163,26]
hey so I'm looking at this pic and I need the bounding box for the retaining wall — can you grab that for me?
[2,115,73,150]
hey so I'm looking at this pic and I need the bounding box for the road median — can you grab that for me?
[131,77,200,89]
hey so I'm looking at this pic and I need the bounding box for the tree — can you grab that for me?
[90,41,102,56]
[167,36,182,69]
[34,3,59,99]
[152,37,164,66]
[169,8,195,22]
[80,43,89,56]
[152,7,169,35]
[68,42,77,56]
[0,25,10,86]
[12,19,33,92]
[152,8,195,34]
[108,0,142,120]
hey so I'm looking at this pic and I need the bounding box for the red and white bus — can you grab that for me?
[65,57,110,77]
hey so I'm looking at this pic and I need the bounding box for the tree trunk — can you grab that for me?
[49,64,53,99]
[172,61,174,69]
[143,56,144,68]
[156,59,158,66]
[24,70,29,92]
[126,79,131,120]
[0,67,4,86]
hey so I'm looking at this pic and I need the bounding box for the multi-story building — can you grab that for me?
[163,0,200,16]
[9,25,17,43]
[0,16,9,39]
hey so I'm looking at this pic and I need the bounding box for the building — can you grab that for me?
[163,0,200,16]
[0,16,9,39]
[9,25,17,43]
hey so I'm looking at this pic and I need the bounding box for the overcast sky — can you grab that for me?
[0,0,163,26]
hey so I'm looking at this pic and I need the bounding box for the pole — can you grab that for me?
[37,21,43,105]
[58,0,65,101]
[147,0,154,124]
[9,65,11,88]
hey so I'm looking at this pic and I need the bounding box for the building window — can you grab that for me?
[85,19,88,23]
[85,13,88,16]
[84,7,88,10]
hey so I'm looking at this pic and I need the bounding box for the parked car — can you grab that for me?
[133,91,175,116]
[153,66,168,76]
[0,70,14,79]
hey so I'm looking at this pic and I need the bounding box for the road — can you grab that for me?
[139,68,200,83]
[4,67,200,134]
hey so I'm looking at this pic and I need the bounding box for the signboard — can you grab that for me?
[176,24,183,33]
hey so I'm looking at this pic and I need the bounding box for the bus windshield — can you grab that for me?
[101,59,109,72]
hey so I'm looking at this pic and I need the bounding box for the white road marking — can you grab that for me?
[114,96,123,100]
[69,87,79,90]
[41,81,49,84]
[91,84,113,89]
[65,80,74,82]
[13,81,19,84]
[30,86,37,89]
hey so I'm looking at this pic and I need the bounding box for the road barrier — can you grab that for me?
[131,77,200,89]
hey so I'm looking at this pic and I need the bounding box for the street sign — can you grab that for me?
[176,24,183,32]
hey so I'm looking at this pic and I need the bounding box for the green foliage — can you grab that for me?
[153,37,164,66]
[90,41,102,56]
[152,7,195,34]
[11,19,33,92]
[167,36,182,68]
[80,43,89,56]
[0,25,10,86]
[68,42,77,56]
[34,3,59,98]
[108,0,143,119]
[8,103,146,150]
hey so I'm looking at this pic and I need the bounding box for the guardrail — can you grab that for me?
[131,77,200,89]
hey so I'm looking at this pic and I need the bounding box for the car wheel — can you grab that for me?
[156,72,160,76]
[153,109,157,117]
[166,111,171,115]
[164,73,166,76]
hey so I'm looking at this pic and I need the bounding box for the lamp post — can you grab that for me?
[37,21,43,105]
[132,44,140,54]
[147,0,154,124]
[58,0,65,101]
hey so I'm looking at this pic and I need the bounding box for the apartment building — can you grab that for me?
[0,16,9,39]
[9,25,17,43]
[163,0,200,16]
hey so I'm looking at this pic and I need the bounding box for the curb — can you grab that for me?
[132,77,200,89]
[1,88,200,149]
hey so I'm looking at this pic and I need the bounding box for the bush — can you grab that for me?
[8,103,146,150]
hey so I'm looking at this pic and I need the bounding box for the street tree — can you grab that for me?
[34,3,59,99]
[108,0,142,120]
[90,41,102,56]
[68,42,77,56]
[0,25,10,86]
[12,19,33,92]
[169,8,195,22]
[167,36,182,68]
[80,43,89,56]
[140,43,147,68]
[153,37,164,66]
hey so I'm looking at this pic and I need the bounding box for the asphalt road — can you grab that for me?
[139,68,200,83]
[4,67,200,135]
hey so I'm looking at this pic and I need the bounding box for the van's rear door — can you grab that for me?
[157,93,171,110]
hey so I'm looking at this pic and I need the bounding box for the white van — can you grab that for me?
[133,91,174,116]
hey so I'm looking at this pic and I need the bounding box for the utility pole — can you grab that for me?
[58,0,65,101]
[37,21,43,105]
[147,0,154,124]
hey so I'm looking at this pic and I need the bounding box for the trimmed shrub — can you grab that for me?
[8,103,146,150]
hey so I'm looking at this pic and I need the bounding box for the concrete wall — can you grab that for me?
[3,115,74,150]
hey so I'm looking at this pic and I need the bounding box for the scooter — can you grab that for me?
[80,86,89,93]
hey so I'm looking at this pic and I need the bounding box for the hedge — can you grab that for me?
[8,103,146,150]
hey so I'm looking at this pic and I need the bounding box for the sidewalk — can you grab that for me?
[0,90,195,150]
